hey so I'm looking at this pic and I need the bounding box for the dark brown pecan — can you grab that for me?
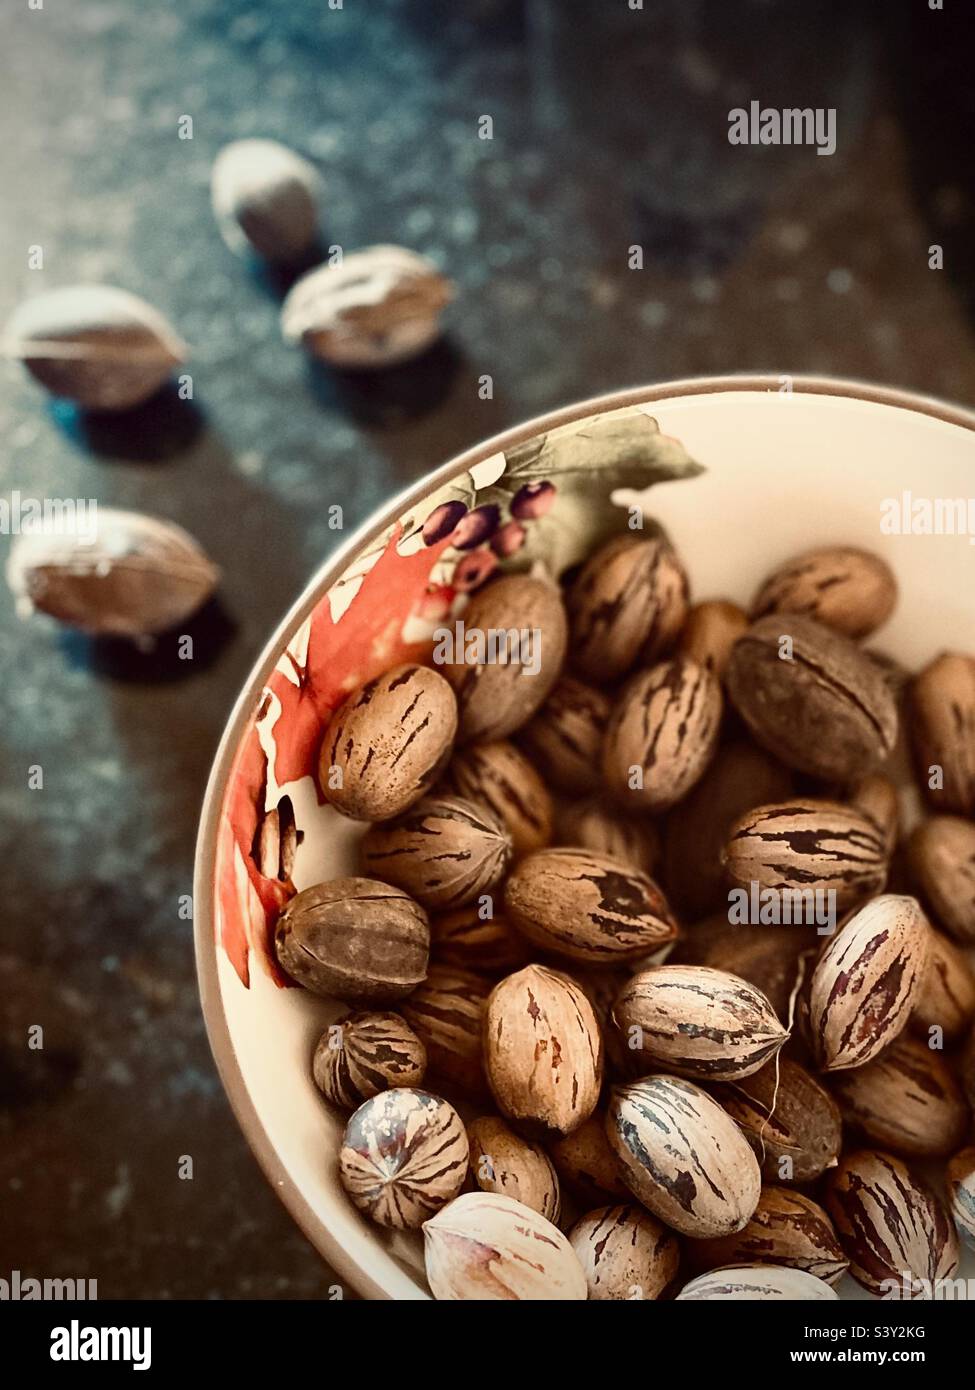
[909,815,975,944]
[726,613,898,780]
[712,1055,842,1184]
[912,924,975,1042]
[273,877,429,1002]
[504,847,678,964]
[429,905,529,975]
[602,657,722,812]
[825,1148,959,1297]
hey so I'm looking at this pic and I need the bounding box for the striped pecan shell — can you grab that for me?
[338,1088,467,1228]
[361,794,510,911]
[446,738,553,857]
[467,1115,561,1222]
[423,1192,587,1300]
[809,894,930,1071]
[726,613,898,780]
[749,546,897,639]
[825,1148,960,1297]
[484,964,603,1138]
[602,657,722,812]
[676,1265,839,1301]
[318,663,457,821]
[689,1188,848,1285]
[723,799,889,915]
[947,1147,975,1249]
[518,675,611,795]
[908,815,975,944]
[429,906,529,975]
[611,964,788,1080]
[912,924,975,1042]
[606,1075,761,1238]
[273,876,429,1002]
[557,799,661,876]
[441,574,568,743]
[569,1204,679,1301]
[712,1056,842,1184]
[910,652,975,817]
[399,964,492,1097]
[830,1032,969,1158]
[566,533,689,684]
[312,1011,426,1107]
[503,847,678,964]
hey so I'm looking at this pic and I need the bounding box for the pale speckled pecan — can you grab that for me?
[466,1115,561,1222]
[909,815,975,943]
[557,799,661,876]
[912,925,975,1042]
[664,740,793,919]
[273,876,429,1002]
[726,613,898,781]
[830,1032,969,1158]
[312,1011,426,1108]
[319,663,457,821]
[612,964,788,1081]
[423,1192,587,1301]
[678,598,748,678]
[723,799,889,915]
[446,738,553,857]
[428,906,529,975]
[605,1075,761,1238]
[910,652,975,816]
[441,574,568,742]
[750,546,897,639]
[484,964,603,1138]
[825,1148,959,1296]
[947,1147,975,1250]
[518,675,610,795]
[676,1265,838,1301]
[602,657,722,812]
[809,894,930,1071]
[566,533,689,684]
[399,964,492,1097]
[689,1187,848,1286]
[360,794,510,911]
[338,1088,467,1228]
[569,1204,679,1301]
[712,1056,842,1184]
[504,847,678,965]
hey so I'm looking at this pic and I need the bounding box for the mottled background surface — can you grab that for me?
[1,0,973,1298]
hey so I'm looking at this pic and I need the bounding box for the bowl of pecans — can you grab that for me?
[195,376,975,1301]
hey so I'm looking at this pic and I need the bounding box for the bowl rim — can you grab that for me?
[193,371,975,1300]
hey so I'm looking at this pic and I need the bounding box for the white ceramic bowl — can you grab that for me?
[195,376,975,1300]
